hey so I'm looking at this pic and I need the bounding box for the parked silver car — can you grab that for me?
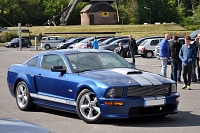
[41,36,63,50]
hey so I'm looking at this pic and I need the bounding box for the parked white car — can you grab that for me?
[137,38,164,58]
[41,36,63,50]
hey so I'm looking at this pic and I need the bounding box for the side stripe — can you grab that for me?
[30,93,76,106]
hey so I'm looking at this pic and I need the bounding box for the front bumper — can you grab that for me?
[99,93,180,119]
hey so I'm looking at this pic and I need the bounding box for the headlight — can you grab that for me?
[105,88,123,98]
[171,83,177,93]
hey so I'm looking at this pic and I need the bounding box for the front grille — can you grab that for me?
[128,104,174,116]
[127,85,170,97]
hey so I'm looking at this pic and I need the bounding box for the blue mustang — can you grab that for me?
[7,49,179,123]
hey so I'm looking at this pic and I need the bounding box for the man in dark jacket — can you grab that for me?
[169,36,182,83]
[128,35,137,67]
[179,36,197,90]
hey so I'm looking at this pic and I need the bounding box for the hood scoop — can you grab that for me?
[127,71,142,74]
[111,68,142,75]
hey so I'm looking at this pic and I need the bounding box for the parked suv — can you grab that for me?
[4,38,32,48]
[138,38,164,58]
[41,36,63,50]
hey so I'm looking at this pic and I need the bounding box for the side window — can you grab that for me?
[41,55,66,70]
[150,40,159,46]
[27,57,37,66]
[24,39,29,43]
[57,37,62,40]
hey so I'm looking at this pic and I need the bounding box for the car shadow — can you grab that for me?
[100,111,200,127]
[33,106,80,120]
[32,107,200,127]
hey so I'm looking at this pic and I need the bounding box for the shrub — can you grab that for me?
[1,32,18,42]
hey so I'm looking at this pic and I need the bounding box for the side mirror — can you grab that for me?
[51,66,66,73]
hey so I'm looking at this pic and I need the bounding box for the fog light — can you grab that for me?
[104,101,123,106]
[113,102,123,106]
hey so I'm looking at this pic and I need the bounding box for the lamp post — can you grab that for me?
[121,17,124,32]
[144,7,151,24]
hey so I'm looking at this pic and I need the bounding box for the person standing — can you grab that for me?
[159,33,171,77]
[179,36,196,90]
[191,37,199,82]
[92,37,99,49]
[196,33,200,81]
[128,35,137,67]
[169,36,182,83]
[118,42,125,57]
[86,40,92,49]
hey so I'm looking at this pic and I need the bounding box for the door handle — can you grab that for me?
[36,74,42,78]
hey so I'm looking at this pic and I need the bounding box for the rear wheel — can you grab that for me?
[14,44,17,48]
[126,51,131,58]
[145,51,153,58]
[15,81,35,111]
[44,44,50,50]
[76,89,103,123]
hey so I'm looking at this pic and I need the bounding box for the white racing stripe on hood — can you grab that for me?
[142,73,162,85]
[128,75,152,86]
[111,68,162,86]
[111,68,152,86]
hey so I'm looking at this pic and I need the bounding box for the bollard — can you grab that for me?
[35,37,38,50]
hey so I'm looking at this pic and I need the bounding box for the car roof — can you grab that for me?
[40,49,112,55]
[42,36,61,38]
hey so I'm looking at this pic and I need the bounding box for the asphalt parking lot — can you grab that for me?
[0,46,200,133]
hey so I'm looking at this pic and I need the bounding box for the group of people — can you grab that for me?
[159,33,200,90]
[86,36,99,49]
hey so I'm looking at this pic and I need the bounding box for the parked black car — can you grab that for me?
[99,36,128,46]
[99,38,130,51]
[4,38,32,48]
[57,37,86,49]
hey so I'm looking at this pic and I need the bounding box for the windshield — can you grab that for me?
[66,38,77,43]
[79,37,93,43]
[66,52,133,73]
[11,38,18,42]
[139,39,148,46]
[190,30,200,38]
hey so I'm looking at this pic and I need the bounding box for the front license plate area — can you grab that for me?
[144,99,165,106]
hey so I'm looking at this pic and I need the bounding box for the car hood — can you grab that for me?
[0,117,51,133]
[79,68,173,86]
[5,42,11,44]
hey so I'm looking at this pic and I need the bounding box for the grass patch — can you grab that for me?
[0,24,193,46]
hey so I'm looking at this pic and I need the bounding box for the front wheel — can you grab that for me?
[27,44,30,48]
[15,81,35,111]
[76,89,103,123]
[44,44,50,50]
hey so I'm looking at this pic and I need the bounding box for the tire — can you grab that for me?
[14,44,17,48]
[15,81,35,111]
[44,44,50,50]
[27,44,30,48]
[126,51,131,58]
[146,51,153,58]
[76,89,103,124]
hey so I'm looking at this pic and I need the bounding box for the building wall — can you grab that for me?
[81,12,116,25]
